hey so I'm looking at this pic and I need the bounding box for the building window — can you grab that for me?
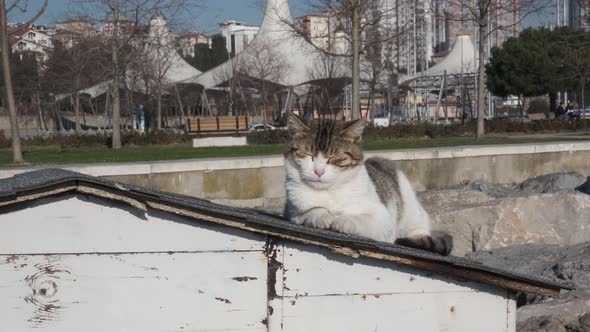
[28,32,35,39]
[18,42,24,50]
[231,35,236,57]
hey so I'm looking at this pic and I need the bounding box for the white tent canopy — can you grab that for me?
[180,0,348,89]
[401,33,477,85]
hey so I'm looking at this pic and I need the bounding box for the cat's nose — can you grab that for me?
[314,168,325,177]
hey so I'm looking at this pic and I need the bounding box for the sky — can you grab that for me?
[24,0,298,34]
[22,0,551,34]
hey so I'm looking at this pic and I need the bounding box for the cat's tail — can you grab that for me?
[395,231,453,256]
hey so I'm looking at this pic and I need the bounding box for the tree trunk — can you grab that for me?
[156,92,162,130]
[74,93,81,133]
[111,0,122,149]
[582,82,586,119]
[351,2,361,120]
[0,0,23,163]
[549,91,556,119]
[476,21,487,140]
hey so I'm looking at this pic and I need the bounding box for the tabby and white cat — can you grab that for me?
[284,112,453,256]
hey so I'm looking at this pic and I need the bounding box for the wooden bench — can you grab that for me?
[187,117,249,136]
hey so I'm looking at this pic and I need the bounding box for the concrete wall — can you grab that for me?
[2,141,590,209]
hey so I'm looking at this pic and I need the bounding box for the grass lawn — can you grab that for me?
[0,136,588,167]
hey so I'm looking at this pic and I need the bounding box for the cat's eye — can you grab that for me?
[328,156,348,167]
[291,148,314,160]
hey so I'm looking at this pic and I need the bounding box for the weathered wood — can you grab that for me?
[274,241,515,331]
[282,243,485,297]
[0,252,268,331]
[280,291,512,332]
[144,198,562,298]
[0,195,265,254]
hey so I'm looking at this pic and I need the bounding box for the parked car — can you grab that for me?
[249,124,277,132]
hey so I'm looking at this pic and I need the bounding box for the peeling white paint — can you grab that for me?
[0,195,517,331]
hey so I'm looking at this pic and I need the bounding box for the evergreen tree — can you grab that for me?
[190,34,228,72]
[210,34,228,66]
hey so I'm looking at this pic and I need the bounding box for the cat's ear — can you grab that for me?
[288,112,309,135]
[340,118,366,143]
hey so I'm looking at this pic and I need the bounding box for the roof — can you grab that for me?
[401,34,477,85]
[0,168,571,298]
[181,0,347,89]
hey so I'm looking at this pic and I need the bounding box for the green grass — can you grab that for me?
[0,136,588,167]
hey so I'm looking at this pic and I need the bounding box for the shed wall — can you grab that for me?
[0,195,515,331]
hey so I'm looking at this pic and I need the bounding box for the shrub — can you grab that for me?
[0,129,8,149]
[247,129,290,145]
[8,130,193,149]
[527,98,550,115]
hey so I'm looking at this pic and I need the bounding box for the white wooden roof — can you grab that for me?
[0,168,571,299]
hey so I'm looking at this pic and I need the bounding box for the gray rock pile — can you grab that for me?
[426,172,590,332]
[420,173,590,256]
[469,243,590,332]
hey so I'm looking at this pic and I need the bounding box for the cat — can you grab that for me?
[284,112,453,256]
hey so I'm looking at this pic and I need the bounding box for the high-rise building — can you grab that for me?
[384,0,520,75]
[569,0,590,31]
[177,32,211,58]
[299,13,344,52]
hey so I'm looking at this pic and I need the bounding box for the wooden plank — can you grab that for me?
[0,252,268,332]
[146,201,561,298]
[279,291,510,332]
[0,195,265,254]
[282,243,488,297]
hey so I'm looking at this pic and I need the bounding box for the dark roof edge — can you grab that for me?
[0,169,572,297]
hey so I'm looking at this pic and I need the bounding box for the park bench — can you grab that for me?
[187,116,249,136]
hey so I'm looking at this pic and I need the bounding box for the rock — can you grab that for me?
[421,190,590,256]
[516,291,590,332]
[468,243,590,331]
[517,315,567,332]
[454,172,588,198]
[468,243,590,290]
[577,177,590,195]
[578,313,590,331]
[518,173,588,195]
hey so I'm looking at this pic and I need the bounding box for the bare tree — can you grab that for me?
[140,15,178,130]
[441,0,550,138]
[281,0,404,120]
[0,0,47,163]
[74,0,192,148]
[237,40,289,125]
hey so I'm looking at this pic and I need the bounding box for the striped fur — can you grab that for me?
[395,231,454,256]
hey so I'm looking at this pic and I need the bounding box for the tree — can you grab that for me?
[486,28,590,117]
[237,40,289,125]
[486,29,553,119]
[76,0,192,148]
[561,31,590,115]
[442,0,550,138]
[281,0,400,120]
[0,0,48,163]
[190,34,228,72]
[44,36,109,133]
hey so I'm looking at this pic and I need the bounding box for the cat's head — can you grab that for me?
[285,112,366,189]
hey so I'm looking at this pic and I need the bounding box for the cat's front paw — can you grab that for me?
[297,208,335,230]
[330,215,359,235]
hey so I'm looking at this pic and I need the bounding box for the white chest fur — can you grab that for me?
[285,163,397,242]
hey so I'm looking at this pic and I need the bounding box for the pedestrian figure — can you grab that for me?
[567,102,581,121]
